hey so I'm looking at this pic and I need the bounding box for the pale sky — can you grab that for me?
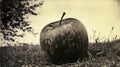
[19,0,120,44]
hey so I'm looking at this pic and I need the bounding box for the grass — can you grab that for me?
[0,39,120,67]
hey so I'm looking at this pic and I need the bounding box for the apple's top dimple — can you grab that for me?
[55,18,80,26]
[41,18,82,32]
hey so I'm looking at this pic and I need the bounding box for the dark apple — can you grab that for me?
[40,12,88,64]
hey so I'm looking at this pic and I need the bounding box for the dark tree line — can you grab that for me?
[0,0,43,43]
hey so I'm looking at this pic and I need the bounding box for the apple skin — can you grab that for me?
[40,18,88,64]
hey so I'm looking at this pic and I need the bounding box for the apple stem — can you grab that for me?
[59,12,66,25]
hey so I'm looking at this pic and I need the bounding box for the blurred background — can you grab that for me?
[1,0,120,45]
[21,0,120,44]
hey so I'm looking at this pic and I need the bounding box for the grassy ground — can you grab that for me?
[0,39,120,67]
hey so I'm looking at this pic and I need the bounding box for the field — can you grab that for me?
[0,39,120,67]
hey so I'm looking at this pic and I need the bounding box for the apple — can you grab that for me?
[40,12,88,64]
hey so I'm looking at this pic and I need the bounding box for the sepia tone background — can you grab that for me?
[18,0,120,44]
